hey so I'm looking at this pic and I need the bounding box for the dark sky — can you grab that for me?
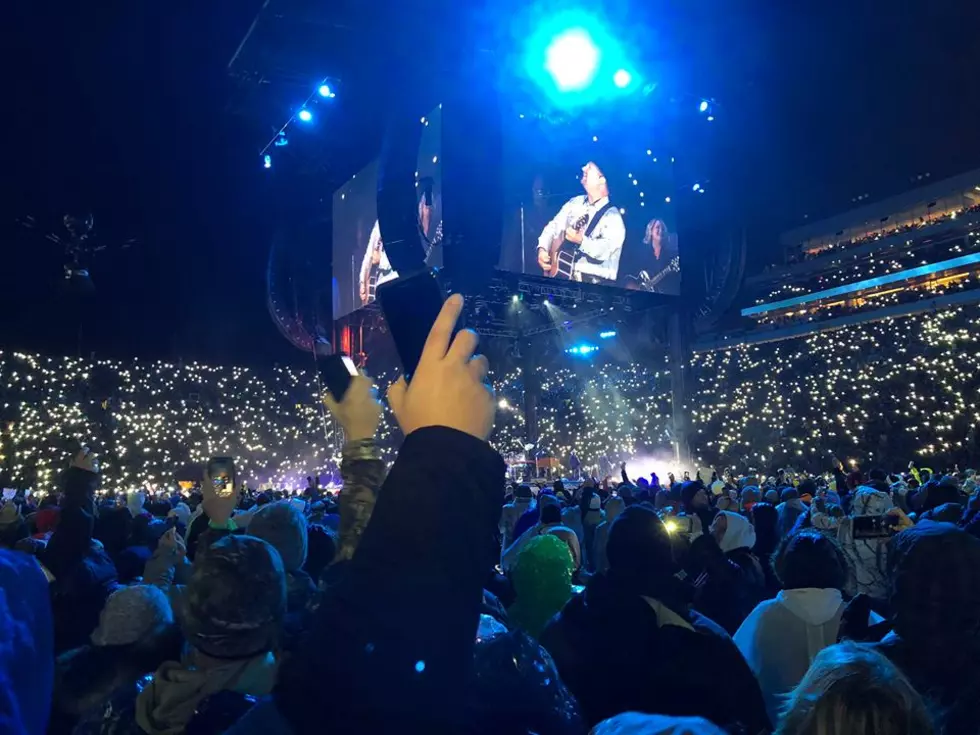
[3,0,979,362]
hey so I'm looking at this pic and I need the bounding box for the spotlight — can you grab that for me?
[613,69,631,88]
[318,84,332,98]
[706,115,715,122]
[512,295,520,304]
[544,28,599,92]
[699,99,709,113]
[274,132,289,147]
[263,154,272,169]
[298,109,313,123]
[599,330,617,339]
[692,183,701,192]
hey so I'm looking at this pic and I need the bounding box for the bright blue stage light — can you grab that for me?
[263,154,272,169]
[566,343,598,356]
[699,100,709,113]
[545,28,599,91]
[613,69,631,88]
[599,330,617,339]
[692,183,701,192]
[318,84,332,98]
[298,109,313,123]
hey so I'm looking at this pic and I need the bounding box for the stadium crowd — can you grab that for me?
[2,294,980,735]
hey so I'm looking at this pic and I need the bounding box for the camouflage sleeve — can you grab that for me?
[333,438,386,563]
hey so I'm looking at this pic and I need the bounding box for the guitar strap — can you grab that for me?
[583,202,616,239]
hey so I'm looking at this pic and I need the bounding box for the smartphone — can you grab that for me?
[852,515,894,539]
[207,457,236,498]
[376,269,451,380]
[320,354,359,402]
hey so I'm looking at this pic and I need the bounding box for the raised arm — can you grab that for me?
[322,374,386,563]
[274,294,502,732]
[43,449,99,580]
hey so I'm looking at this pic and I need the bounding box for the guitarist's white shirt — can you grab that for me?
[359,220,399,288]
[536,194,625,282]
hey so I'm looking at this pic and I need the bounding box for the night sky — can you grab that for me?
[3,0,979,363]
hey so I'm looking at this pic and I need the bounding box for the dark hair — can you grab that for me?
[774,529,847,591]
[540,504,562,525]
[780,487,799,502]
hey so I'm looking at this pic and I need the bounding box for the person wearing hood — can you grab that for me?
[837,485,894,602]
[540,505,770,732]
[775,487,805,539]
[506,534,575,638]
[680,481,716,540]
[50,585,182,734]
[75,535,286,735]
[748,502,780,595]
[734,530,852,725]
[248,501,316,614]
[688,511,766,634]
[592,495,625,574]
[500,485,534,551]
[871,521,980,735]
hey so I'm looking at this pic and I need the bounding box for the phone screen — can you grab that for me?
[376,269,450,380]
[207,457,236,498]
[320,354,359,401]
[852,515,892,539]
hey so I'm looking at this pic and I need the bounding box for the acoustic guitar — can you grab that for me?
[546,213,589,279]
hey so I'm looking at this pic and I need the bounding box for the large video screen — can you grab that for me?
[497,123,679,295]
[332,107,443,319]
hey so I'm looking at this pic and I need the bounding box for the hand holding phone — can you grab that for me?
[204,457,238,525]
[386,293,495,441]
[376,269,454,381]
[320,354,359,402]
[323,374,382,442]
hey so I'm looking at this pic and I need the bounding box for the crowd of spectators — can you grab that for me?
[691,304,980,471]
[3,295,980,735]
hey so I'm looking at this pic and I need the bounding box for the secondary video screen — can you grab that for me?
[497,122,679,295]
[332,107,442,319]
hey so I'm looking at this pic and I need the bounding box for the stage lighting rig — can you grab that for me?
[15,212,137,293]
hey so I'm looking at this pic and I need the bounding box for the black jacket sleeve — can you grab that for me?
[43,467,98,579]
[274,427,505,734]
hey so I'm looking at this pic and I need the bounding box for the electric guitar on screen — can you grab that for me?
[624,256,680,292]
[546,213,589,279]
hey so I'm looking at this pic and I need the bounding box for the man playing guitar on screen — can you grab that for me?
[536,162,626,283]
[359,187,439,306]
[359,220,396,305]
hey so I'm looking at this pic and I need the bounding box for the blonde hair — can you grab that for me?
[776,642,933,735]
[643,219,669,245]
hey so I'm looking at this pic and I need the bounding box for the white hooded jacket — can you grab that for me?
[733,587,844,725]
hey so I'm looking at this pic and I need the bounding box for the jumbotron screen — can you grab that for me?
[497,121,679,295]
[332,107,443,319]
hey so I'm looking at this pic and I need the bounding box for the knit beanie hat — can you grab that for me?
[168,502,191,528]
[508,535,574,638]
[247,501,308,572]
[91,585,174,646]
[181,535,286,659]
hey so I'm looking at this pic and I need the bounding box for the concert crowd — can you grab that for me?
[2,295,979,735]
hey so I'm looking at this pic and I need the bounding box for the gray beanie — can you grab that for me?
[181,535,286,659]
[247,501,308,572]
[91,585,174,646]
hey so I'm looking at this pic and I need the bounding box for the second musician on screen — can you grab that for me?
[536,161,626,283]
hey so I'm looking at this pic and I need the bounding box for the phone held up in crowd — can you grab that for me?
[207,456,237,498]
[376,268,456,381]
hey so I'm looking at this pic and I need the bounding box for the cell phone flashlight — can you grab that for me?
[376,269,453,381]
[320,354,359,402]
[207,457,236,498]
